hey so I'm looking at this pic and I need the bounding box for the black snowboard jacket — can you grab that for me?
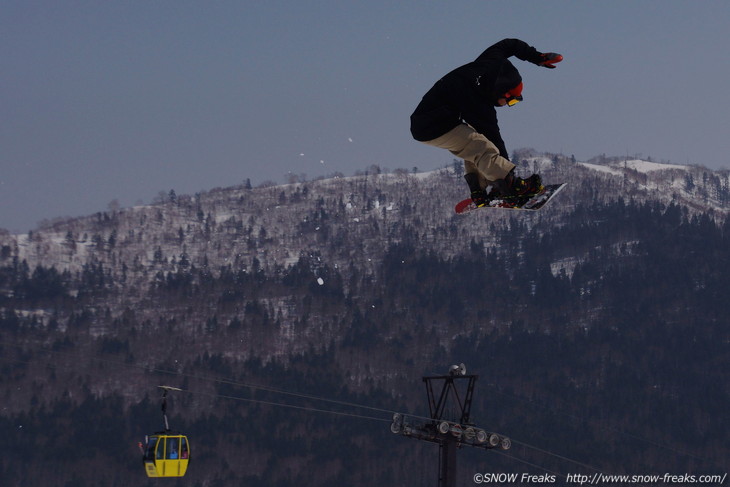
[410,38,545,159]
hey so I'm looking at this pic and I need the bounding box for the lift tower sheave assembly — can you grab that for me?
[390,364,511,487]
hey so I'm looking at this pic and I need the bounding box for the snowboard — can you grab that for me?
[455,183,566,214]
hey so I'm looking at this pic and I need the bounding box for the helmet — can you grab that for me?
[504,81,523,106]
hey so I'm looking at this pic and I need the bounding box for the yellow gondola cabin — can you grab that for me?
[143,433,190,477]
[141,387,190,478]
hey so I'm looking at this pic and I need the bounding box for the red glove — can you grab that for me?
[539,52,563,69]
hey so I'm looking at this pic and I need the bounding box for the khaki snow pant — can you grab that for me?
[421,124,515,190]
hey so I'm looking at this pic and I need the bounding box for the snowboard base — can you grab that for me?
[455,183,566,214]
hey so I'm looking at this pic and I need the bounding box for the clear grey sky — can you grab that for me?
[3,0,730,232]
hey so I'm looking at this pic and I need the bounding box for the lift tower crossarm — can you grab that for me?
[423,372,477,425]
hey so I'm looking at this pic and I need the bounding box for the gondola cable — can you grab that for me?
[0,337,718,478]
[0,343,595,477]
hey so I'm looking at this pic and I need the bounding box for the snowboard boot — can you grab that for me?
[494,170,544,198]
[464,173,488,207]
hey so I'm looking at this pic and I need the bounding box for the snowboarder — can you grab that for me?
[410,38,562,207]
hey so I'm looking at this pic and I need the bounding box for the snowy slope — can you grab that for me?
[1,152,728,287]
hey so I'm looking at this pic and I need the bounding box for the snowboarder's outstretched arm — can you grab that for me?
[475,38,562,68]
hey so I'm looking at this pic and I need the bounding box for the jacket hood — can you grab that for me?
[493,60,522,97]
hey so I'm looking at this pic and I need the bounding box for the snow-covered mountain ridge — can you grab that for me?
[0,152,726,348]
[2,152,728,282]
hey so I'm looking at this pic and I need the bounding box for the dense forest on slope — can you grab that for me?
[0,158,729,486]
